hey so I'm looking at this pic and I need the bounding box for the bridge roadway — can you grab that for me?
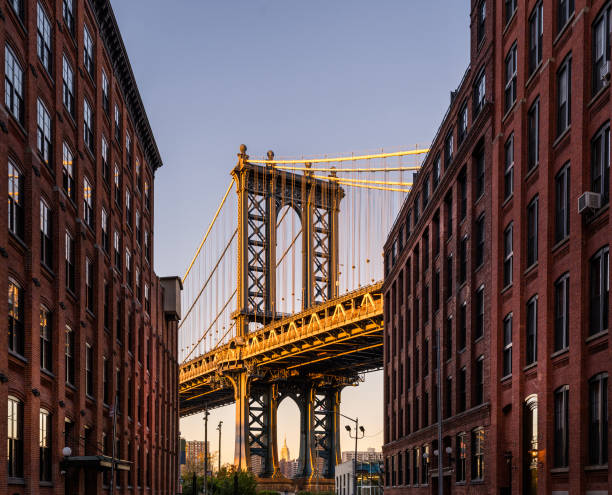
[179,281,384,416]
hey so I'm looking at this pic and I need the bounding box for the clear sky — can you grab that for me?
[110,0,470,466]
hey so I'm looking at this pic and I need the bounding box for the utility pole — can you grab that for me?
[217,421,223,473]
[345,418,365,495]
[203,407,210,495]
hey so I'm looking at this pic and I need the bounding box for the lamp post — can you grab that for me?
[203,407,210,495]
[216,421,223,473]
[345,419,365,495]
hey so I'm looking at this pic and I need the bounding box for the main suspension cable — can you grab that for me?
[246,148,429,164]
[182,179,234,283]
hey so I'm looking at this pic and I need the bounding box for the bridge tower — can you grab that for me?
[229,144,344,482]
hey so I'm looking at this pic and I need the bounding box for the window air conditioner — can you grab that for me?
[578,191,601,214]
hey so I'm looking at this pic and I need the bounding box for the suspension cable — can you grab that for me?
[179,229,238,330]
[276,229,302,268]
[311,174,413,187]
[273,165,422,173]
[334,181,412,193]
[246,148,429,164]
[181,288,238,363]
[182,179,234,283]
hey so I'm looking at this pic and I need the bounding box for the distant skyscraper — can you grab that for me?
[280,437,290,462]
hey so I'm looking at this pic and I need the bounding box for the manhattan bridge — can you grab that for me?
[178,144,427,490]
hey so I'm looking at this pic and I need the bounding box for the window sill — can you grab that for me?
[501,283,513,295]
[8,477,25,485]
[524,262,538,276]
[586,329,608,344]
[503,10,517,37]
[588,81,610,110]
[41,262,55,279]
[40,481,53,487]
[584,464,608,472]
[525,61,543,90]
[552,125,571,149]
[66,382,78,392]
[9,350,28,364]
[41,368,55,379]
[501,193,513,209]
[550,467,569,474]
[502,100,517,124]
[551,347,569,359]
[553,14,575,47]
[500,374,512,383]
[8,231,28,252]
[524,163,539,183]
[523,362,537,372]
[551,236,569,254]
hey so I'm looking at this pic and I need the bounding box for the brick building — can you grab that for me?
[383,1,611,494]
[1,1,180,494]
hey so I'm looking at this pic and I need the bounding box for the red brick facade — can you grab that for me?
[383,1,611,494]
[0,1,179,494]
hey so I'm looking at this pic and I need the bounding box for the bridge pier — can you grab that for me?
[229,371,251,470]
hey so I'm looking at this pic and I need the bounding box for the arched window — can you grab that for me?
[523,395,538,495]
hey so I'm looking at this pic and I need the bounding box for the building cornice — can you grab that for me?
[88,0,163,173]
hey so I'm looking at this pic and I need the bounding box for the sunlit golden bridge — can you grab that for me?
[178,144,426,491]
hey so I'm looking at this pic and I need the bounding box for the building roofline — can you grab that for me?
[89,0,163,172]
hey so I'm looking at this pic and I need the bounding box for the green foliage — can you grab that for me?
[297,491,335,495]
[208,467,258,495]
[257,491,281,495]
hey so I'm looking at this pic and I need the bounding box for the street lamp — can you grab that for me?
[216,421,223,473]
[203,407,210,495]
[345,420,365,495]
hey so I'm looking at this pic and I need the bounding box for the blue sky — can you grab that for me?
[111,0,470,465]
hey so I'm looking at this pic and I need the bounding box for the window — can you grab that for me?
[475,214,485,268]
[84,25,94,76]
[84,99,94,152]
[472,427,485,480]
[63,0,74,34]
[421,445,429,484]
[591,122,610,205]
[458,303,467,351]
[39,409,52,481]
[458,367,466,412]
[433,154,441,190]
[8,280,24,355]
[145,180,151,210]
[555,163,570,242]
[114,231,122,269]
[458,169,467,220]
[458,236,467,285]
[474,146,485,200]
[413,447,419,484]
[554,385,569,467]
[474,356,484,406]
[474,286,484,340]
[445,316,452,361]
[65,326,75,385]
[523,397,538,494]
[527,98,539,170]
[144,231,151,262]
[84,177,94,228]
[414,193,420,223]
[101,208,110,252]
[65,231,75,292]
[86,343,94,397]
[422,175,430,209]
[423,231,429,271]
[505,0,517,24]
[37,99,52,165]
[40,306,52,372]
[114,164,121,205]
[526,196,538,267]
[8,159,24,239]
[457,102,468,145]
[529,2,543,75]
[136,210,142,244]
[558,0,574,32]
[473,67,486,116]
[557,55,572,136]
[446,254,453,299]
[126,189,132,227]
[593,5,611,95]
[444,131,453,167]
[504,134,514,199]
[503,224,513,287]
[526,296,538,365]
[114,104,121,142]
[102,136,110,181]
[145,283,151,314]
[103,356,110,404]
[103,282,110,330]
[40,199,52,268]
[126,249,132,286]
[102,70,110,114]
[433,270,440,312]
[8,396,23,478]
[86,258,94,313]
[505,43,517,112]
[503,313,512,376]
[477,1,486,44]
[456,432,467,482]
[589,246,609,336]
[60,56,75,117]
[126,133,133,168]
[62,142,76,201]
[8,0,23,20]
[588,372,608,465]
[554,273,570,351]
[37,3,52,73]
[5,45,24,123]
[424,339,429,377]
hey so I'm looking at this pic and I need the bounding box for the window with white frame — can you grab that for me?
[5,45,24,123]
[37,3,52,73]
